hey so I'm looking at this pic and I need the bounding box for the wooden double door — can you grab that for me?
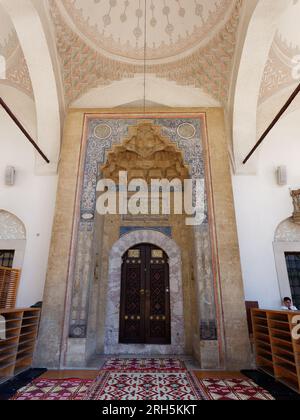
[119,244,171,345]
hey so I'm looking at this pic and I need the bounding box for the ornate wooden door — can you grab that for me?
[119,244,171,344]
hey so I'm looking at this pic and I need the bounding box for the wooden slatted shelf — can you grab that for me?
[0,308,41,384]
[0,268,21,309]
[252,309,300,394]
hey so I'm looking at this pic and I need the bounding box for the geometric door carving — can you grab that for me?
[119,243,171,344]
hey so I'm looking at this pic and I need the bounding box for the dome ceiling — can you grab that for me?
[50,0,242,105]
[56,0,234,64]
[0,5,33,98]
[259,0,300,106]
[276,0,300,49]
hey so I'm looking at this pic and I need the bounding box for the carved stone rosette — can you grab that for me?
[291,190,300,224]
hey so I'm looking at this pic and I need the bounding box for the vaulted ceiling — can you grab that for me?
[0,4,32,97]
[49,0,242,105]
[0,0,298,174]
[54,0,234,63]
[259,0,300,105]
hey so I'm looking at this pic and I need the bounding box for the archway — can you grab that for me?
[72,75,221,109]
[233,0,291,173]
[104,230,185,355]
[0,0,61,174]
[274,217,300,308]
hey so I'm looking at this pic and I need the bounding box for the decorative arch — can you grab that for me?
[104,229,185,355]
[233,0,291,173]
[0,210,26,270]
[71,75,221,109]
[275,218,300,243]
[274,217,300,304]
[0,0,61,174]
[0,210,26,240]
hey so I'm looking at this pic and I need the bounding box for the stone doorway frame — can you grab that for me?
[104,230,185,355]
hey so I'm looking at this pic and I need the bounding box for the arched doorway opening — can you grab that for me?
[120,243,171,345]
[104,229,185,356]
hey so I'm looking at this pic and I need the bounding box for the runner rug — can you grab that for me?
[196,378,274,400]
[101,358,186,372]
[85,371,206,400]
[10,357,275,401]
[10,375,274,401]
[11,378,93,401]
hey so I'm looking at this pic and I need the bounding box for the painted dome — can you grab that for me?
[56,0,234,63]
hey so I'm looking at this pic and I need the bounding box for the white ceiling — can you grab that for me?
[0,4,15,50]
[276,0,300,48]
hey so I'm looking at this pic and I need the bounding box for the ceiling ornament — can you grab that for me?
[5,47,34,98]
[148,0,242,104]
[0,28,33,98]
[0,30,18,59]
[259,34,300,105]
[50,0,139,104]
[50,0,242,105]
[56,0,234,63]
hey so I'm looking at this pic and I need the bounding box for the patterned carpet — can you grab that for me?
[86,371,204,400]
[197,378,274,401]
[101,358,186,372]
[11,378,93,401]
[10,358,275,401]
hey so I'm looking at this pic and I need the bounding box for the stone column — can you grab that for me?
[34,110,84,368]
[206,108,252,370]
[193,225,221,369]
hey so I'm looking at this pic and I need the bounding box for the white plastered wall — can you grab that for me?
[0,86,58,307]
[232,108,300,309]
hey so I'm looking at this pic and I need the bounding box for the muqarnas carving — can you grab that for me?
[101,122,190,183]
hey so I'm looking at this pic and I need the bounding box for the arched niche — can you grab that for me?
[0,209,26,269]
[274,217,300,303]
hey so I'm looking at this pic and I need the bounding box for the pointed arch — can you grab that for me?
[233,0,291,173]
[104,229,185,355]
[0,0,61,174]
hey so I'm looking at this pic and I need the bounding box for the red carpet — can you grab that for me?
[11,378,93,400]
[10,358,275,400]
[197,378,274,400]
[101,358,186,372]
[85,371,205,400]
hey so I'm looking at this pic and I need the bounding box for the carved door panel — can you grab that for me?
[119,244,171,344]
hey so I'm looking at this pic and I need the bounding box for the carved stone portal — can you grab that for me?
[101,122,190,183]
[291,190,300,224]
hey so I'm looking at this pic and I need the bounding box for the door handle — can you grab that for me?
[140,289,145,295]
